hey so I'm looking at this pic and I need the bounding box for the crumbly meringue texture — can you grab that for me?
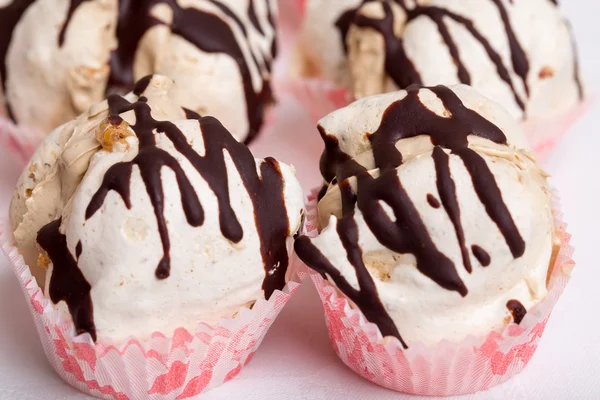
[10,75,304,342]
[297,84,554,347]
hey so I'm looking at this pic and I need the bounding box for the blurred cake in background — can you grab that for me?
[294,0,584,121]
[0,0,278,143]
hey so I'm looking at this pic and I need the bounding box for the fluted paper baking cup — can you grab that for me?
[0,222,300,400]
[298,190,574,396]
[521,100,592,159]
[283,79,591,160]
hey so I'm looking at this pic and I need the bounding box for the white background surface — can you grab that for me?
[1,1,600,399]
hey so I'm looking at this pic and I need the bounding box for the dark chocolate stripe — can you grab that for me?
[428,11,471,85]
[356,169,469,297]
[3,0,276,143]
[90,92,289,296]
[295,234,406,347]
[75,241,83,260]
[86,163,134,219]
[472,245,491,266]
[353,2,423,90]
[183,107,202,120]
[338,1,529,111]
[432,146,472,273]
[304,85,528,344]
[133,75,153,96]
[454,147,525,258]
[248,0,264,34]
[566,21,584,100]
[37,219,96,341]
[58,0,91,46]
[0,0,35,120]
[507,299,526,324]
[427,193,441,209]
[40,82,292,340]
[490,0,530,96]
[411,6,525,110]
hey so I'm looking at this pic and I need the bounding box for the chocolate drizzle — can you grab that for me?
[58,0,91,46]
[297,181,406,347]
[0,0,35,119]
[85,92,291,294]
[490,0,530,96]
[75,241,83,260]
[471,245,491,267]
[426,194,441,209]
[37,219,96,341]
[336,0,585,113]
[353,2,423,90]
[37,83,292,339]
[298,85,527,345]
[248,0,264,35]
[566,21,585,100]
[506,299,526,324]
[432,146,471,273]
[3,0,276,143]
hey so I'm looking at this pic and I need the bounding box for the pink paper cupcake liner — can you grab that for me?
[298,189,574,396]
[0,222,300,400]
[0,116,42,166]
[282,79,591,160]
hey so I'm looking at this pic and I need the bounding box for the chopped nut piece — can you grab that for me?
[366,260,393,281]
[28,163,38,180]
[37,250,51,269]
[96,118,134,152]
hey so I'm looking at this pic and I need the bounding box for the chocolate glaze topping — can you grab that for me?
[337,0,582,113]
[344,1,525,110]
[353,2,423,90]
[2,0,276,143]
[297,180,407,347]
[37,219,96,341]
[507,299,527,324]
[37,80,292,339]
[490,0,530,96]
[89,91,290,294]
[432,146,472,273]
[298,85,527,345]
[75,241,82,260]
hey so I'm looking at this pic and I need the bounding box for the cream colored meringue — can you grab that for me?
[296,85,554,347]
[11,75,304,342]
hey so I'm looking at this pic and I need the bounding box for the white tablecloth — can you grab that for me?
[1,1,600,398]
